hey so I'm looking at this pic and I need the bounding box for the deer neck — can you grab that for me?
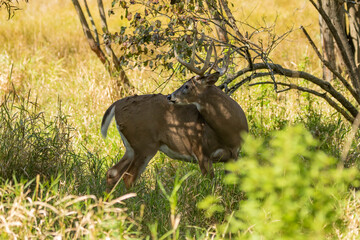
[196,86,244,147]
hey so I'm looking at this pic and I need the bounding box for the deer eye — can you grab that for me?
[182,84,190,93]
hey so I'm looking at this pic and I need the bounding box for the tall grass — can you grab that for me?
[0,92,74,182]
[0,177,138,239]
[0,91,112,195]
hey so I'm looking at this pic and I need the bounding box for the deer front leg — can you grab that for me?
[198,155,214,178]
[192,145,214,178]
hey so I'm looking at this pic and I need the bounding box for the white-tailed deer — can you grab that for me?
[101,43,248,191]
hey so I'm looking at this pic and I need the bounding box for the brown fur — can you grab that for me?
[102,73,248,191]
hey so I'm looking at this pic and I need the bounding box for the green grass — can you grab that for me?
[0,0,359,239]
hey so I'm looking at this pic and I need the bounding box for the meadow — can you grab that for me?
[0,0,359,239]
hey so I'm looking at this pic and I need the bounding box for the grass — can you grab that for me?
[0,0,359,239]
[0,176,138,239]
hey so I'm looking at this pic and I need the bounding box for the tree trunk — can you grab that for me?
[318,0,345,81]
[205,0,228,46]
[317,0,360,93]
[72,0,131,87]
[348,2,360,77]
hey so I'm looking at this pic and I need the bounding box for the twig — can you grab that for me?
[227,72,270,94]
[218,0,244,41]
[244,46,253,70]
[261,54,277,92]
[97,0,108,32]
[219,66,253,89]
[204,0,229,48]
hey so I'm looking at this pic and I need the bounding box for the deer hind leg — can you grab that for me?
[106,128,135,192]
[122,148,157,189]
[106,151,133,192]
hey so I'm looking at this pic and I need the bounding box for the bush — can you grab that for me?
[200,126,358,239]
[0,93,77,183]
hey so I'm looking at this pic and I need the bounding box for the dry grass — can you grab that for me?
[337,191,360,240]
[0,177,137,239]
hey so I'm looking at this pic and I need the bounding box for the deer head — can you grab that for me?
[168,41,230,107]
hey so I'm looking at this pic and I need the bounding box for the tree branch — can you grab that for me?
[248,81,354,122]
[205,0,229,49]
[221,62,358,119]
[218,0,244,41]
[226,72,270,94]
[98,0,130,85]
[83,0,100,46]
[97,0,108,33]
[71,0,108,64]
[301,25,360,104]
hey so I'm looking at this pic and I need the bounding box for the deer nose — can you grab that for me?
[167,94,172,101]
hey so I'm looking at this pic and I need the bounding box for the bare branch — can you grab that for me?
[72,0,130,86]
[98,0,130,86]
[205,0,229,48]
[248,81,354,122]
[221,62,358,119]
[227,72,270,95]
[244,47,253,70]
[261,55,278,92]
[301,25,360,104]
[218,0,244,41]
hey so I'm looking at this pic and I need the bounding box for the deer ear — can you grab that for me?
[203,72,220,85]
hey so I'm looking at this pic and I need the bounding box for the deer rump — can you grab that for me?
[101,93,235,188]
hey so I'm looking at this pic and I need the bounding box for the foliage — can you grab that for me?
[200,126,359,239]
[109,0,205,71]
[108,0,279,73]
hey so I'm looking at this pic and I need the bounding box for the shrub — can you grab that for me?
[200,126,358,239]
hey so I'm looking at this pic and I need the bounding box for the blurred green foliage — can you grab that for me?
[200,126,358,239]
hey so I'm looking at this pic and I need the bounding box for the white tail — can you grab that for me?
[101,103,116,138]
[102,43,248,191]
